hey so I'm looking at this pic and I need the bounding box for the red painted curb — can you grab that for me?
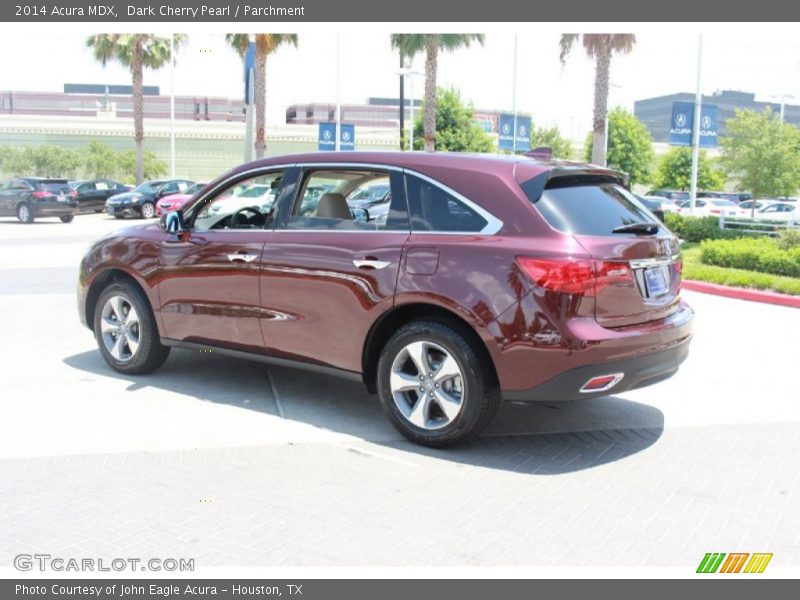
[682,279,800,308]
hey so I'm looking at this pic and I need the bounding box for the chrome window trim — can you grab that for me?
[187,161,504,236]
[287,162,504,235]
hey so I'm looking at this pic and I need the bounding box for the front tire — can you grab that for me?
[93,281,170,374]
[17,203,34,224]
[376,320,500,447]
[59,215,74,223]
[140,202,156,219]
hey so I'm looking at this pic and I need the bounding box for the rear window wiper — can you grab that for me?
[611,222,659,235]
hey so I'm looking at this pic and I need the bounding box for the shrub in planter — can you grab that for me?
[700,237,800,277]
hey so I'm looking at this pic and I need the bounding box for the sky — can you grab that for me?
[1,27,799,141]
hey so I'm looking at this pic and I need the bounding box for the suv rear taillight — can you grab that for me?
[31,191,49,199]
[515,257,633,297]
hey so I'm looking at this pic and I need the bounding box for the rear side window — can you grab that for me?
[405,174,487,232]
[526,183,661,236]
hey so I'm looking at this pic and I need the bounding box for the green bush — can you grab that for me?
[664,213,745,242]
[700,237,800,278]
[775,227,800,250]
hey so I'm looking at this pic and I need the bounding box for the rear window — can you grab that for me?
[39,181,70,193]
[526,183,661,236]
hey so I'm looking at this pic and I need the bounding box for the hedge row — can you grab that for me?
[663,213,749,242]
[700,237,800,278]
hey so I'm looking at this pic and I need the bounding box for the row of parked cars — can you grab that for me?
[641,189,798,223]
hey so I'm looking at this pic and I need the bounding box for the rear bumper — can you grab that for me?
[502,339,690,402]
[32,201,78,217]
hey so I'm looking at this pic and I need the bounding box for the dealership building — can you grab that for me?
[0,85,400,181]
[634,89,800,143]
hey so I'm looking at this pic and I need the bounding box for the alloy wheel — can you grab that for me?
[100,295,141,362]
[389,340,465,430]
[141,203,155,218]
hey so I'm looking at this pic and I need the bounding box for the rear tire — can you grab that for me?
[17,203,34,224]
[376,320,500,447]
[140,202,156,219]
[59,215,74,223]
[93,280,170,375]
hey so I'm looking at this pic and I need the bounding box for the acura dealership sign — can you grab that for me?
[669,101,719,148]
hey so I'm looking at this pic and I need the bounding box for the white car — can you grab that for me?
[210,184,276,214]
[753,202,799,223]
[677,198,746,218]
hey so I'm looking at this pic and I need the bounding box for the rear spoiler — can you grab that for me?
[518,165,629,204]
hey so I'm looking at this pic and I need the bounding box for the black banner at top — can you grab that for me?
[1,0,799,22]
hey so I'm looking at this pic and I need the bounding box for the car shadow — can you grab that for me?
[63,347,664,475]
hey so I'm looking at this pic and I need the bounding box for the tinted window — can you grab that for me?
[405,175,487,232]
[193,171,283,232]
[529,183,661,236]
[283,169,408,231]
[39,181,70,193]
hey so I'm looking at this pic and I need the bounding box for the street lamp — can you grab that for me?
[603,82,622,165]
[398,68,422,150]
[768,93,795,123]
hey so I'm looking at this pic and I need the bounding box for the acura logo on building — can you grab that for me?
[519,125,527,136]
[702,115,712,129]
[675,113,687,127]
[342,131,351,142]
[323,130,332,140]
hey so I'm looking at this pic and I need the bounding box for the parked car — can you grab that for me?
[738,199,778,212]
[69,179,130,213]
[347,180,392,226]
[78,152,693,447]
[697,191,753,203]
[155,182,206,216]
[753,202,799,223]
[0,177,78,223]
[633,194,666,222]
[106,179,195,219]
[647,189,691,202]
[677,198,746,218]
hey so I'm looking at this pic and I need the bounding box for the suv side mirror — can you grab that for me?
[160,210,186,234]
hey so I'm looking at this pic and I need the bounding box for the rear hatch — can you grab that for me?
[519,170,682,328]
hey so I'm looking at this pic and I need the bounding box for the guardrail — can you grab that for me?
[719,215,800,236]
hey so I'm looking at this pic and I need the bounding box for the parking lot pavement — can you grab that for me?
[0,213,798,568]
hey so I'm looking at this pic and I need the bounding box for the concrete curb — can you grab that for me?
[682,279,800,309]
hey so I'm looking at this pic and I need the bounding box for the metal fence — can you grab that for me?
[719,215,800,236]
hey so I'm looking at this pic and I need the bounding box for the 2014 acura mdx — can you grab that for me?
[77,152,693,447]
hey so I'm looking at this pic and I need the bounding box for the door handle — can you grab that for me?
[227,253,258,263]
[353,258,391,270]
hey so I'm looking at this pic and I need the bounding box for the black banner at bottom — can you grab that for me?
[2,579,795,600]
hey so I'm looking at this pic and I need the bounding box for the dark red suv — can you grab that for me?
[77,152,693,447]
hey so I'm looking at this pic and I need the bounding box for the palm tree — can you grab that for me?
[86,34,185,184]
[226,34,298,159]
[560,34,635,167]
[391,34,485,152]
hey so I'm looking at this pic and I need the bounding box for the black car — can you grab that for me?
[105,179,195,219]
[647,189,691,202]
[0,177,78,223]
[697,191,753,203]
[69,179,130,213]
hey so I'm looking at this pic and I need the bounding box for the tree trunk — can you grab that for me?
[132,35,145,184]
[592,41,611,167]
[254,37,267,159]
[423,35,439,152]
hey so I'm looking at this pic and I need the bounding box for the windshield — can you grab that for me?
[134,182,161,194]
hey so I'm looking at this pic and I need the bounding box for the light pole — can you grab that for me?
[603,83,622,165]
[398,68,422,150]
[768,93,795,123]
[169,33,175,178]
[689,34,703,216]
[511,34,518,153]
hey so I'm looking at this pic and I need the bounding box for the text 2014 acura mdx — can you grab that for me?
[78,152,693,447]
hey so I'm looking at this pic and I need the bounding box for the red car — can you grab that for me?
[155,182,206,216]
[77,152,693,447]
